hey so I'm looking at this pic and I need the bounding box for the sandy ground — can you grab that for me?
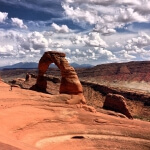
[0,80,150,150]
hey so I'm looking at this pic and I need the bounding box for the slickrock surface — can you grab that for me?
[0,80,150,150]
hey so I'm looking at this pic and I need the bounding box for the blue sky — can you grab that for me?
[0,0,150,66]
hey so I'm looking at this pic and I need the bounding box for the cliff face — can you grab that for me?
[77,61,150,82]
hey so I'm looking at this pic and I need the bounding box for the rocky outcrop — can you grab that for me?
[103,93,133,119]
[25,73,31,81]
[118,65,130,74]
[35,51,86,104]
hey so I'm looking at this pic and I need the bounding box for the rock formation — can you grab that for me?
[25,73,31,81]
[118,65,130,74]
[35,51,86,104]
[103,93,133,119]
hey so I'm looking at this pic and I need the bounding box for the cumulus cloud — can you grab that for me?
[117,50,136,61]
[70,34,85,44]
[84,32,108,47]
[0,45,15,56]
[67,47,117,64]
[27,31,48,50]
[113,42,122,48]
[11,18,27,29]
[94,47,116,61]
[124,32,150,51]
[51,42,64,48]
[62,4,98,24]
[0,12,8,23]
[64,0,116,6]
[117,0,141,6]
[64,0,141,6]
[63,0,149,36]
[0,31,49,59]
[114,32,150,62]
[51,23,70,33]
[1,0,150,66]
[116,8,148,23]
[134,1,150,15]
[94,25,116,35]
[1,30,69,59]
[71,32,108,48]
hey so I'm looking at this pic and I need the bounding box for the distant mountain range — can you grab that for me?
[0,62,93,70]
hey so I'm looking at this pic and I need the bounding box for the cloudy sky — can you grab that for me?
[0,0,150,66]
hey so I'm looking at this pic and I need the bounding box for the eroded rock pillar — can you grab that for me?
[36,52,53,91]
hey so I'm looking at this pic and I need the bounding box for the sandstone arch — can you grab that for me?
[35,51,86,104]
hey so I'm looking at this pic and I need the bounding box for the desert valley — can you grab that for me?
[0,51,150,150]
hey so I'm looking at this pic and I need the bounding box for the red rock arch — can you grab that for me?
[36,51,86,104]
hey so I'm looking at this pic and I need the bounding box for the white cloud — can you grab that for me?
[51,23,70,33]
[62,4,98,24]
[84,32,108,48]
[59,48,71,54]
[0,30,70,60]
[11,18,28,29]
[113,32,150,62]
[94,47,117,61]
[117,50,136,61]
[94,25,116,35]
[64,0,141,6]
[0,12,8,23]
[28,31,48,50]
[67,47,117,64]
[113,42,122,48]
[124,32,150,51]
[0,45,15,56]
[117,0,141,6]
[63,0,150,36]
[134,1,150,15]
[64,0,116,6]
[70,32,108,48]
[0,30,50,59]
[1,0,150,66]
[116,8,148,23]
[51,42,64,48]
[70,34,85,44]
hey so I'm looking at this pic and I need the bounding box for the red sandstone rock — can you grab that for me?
[118,65,130,74]
[36,51,86,104]
[103,93,133,119]
[0,82,150,150]
[25,73,31,81]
